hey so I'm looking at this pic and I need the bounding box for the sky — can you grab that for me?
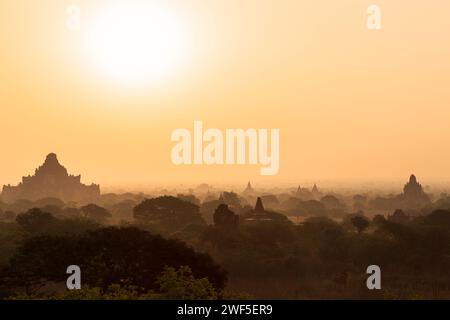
[1,0,450,189]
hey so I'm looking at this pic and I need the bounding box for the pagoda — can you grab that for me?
[243,181,255,195]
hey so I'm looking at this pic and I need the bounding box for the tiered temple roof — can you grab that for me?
[1,153,100,204]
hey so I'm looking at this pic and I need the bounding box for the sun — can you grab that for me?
[85,4,187,87]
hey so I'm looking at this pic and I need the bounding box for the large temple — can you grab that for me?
[403,174,426,199]
[402,174,430,207]
[1,153,100,204]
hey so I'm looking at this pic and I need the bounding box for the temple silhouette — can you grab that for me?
[403,174,427,199]
[243,181,255,195]
[402,174,430,207]
[1,153,100,204]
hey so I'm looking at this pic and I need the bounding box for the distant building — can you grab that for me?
[312,184,320,197]
[242,197,274,222]
[254,197,265,213]
[370,174,431,211]
[404,174,427,200]
[243,181,255,195]
[388,209,410,224]
[213,204,239,229]
[1,153,100,204]
[402,174,430,207]
[296,185,314,200]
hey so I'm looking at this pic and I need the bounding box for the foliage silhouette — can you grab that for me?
[1,226,227,293]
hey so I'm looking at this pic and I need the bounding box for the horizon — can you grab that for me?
[2,152,450,195]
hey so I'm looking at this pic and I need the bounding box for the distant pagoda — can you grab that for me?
[402,174,430,206]
[312,184,319,195]
[242,197,273,222]
[243,181,255,195]
[1,153,100,204]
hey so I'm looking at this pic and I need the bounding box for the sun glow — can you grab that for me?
[85,4,188,86]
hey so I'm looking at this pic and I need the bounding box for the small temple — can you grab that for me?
[243,181,255,195]
[254,197,265,213]
[241,197,275,222]
[213,204,239,229]
[1,153,100,204]
[312,184,320,195]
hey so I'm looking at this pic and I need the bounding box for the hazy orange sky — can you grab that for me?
[1,0,450,189]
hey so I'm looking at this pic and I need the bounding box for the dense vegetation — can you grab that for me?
[1,193,450,299]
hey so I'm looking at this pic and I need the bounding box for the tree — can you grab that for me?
[296,200,327,216]
[134,196,205,232]
[112,200,137,221]
[177,194,200,206]
[15,208,56,234]
[156,266,217,299]
[34,197,65,209]
[372,214,386,226]
[3,211,16,221]
[60,207,82,219]
[320,195,342,210]
[9,266,220,300]
[423,209,450,228]
[80,204,112,222]
[2,227,227,292]
[350,215,370,234]
[8,199,34,215]
[221,192,241,207]
[353,194,367,211]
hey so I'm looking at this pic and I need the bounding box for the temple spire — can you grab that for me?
[254,197,265,213]
[243,181,255,194]
[312,184,319,193]
[1,153,100,203]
